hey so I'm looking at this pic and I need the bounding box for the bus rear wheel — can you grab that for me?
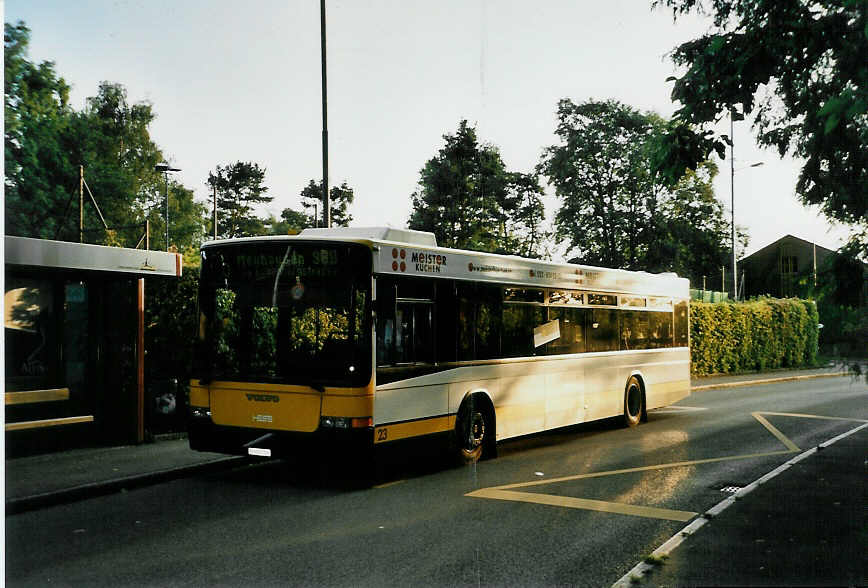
[455,400,492,464]
[622,376,643,428]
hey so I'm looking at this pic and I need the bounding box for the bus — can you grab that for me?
[188,226,690,464]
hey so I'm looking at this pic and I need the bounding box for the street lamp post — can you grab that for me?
[320,0,330,228]
[155,163,181,251]
[729,130,763,302]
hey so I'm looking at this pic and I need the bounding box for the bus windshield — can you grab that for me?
[194,241,372,388]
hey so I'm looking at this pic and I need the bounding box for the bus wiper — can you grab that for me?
[272,246,292,307]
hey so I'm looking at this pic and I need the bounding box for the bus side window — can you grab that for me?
[456,282,474,360]
[436,281,458,363]
[547,307,586,355]
[503,304,545,358]
[396,301,434,364]
[476,285,502,360]
[587,308,618,353]
[376,279,396,366]
[674,300,689,347]
[620,310,651,351]
[649,311,673,348]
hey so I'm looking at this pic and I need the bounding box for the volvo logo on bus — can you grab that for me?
[246,393,280,403]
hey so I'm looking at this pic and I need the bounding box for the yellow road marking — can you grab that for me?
[493,450,796,491]
[751,412,801,452]
[466,410,859,520]
[467,488,697,521]
[757,411,868,423]
[373,479,407,489]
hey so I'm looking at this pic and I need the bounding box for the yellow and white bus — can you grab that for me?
[189,227,690,463]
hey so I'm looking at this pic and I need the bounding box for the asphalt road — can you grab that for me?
[6,376,867,586]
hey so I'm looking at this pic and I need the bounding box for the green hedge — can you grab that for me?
[690,298,819,376]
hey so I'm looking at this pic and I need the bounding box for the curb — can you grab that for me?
[6,456,247,515]
[691,371,852,391]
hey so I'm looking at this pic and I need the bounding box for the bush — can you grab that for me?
[690,298,819,376]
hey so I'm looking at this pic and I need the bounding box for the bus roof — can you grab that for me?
[201,227,689,298]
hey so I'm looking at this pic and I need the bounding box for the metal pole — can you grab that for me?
[731,112,737,301]
[80,165,84,243]
[136,278,145,443]
[213,183,217,240]
[164,172,169,251]
[320,0,330,228]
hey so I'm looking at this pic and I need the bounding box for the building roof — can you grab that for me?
[5,236,182,277]
[738,234,837,264]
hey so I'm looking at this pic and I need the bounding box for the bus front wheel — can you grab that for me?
[622,376,644,428]
[455,398,493,464]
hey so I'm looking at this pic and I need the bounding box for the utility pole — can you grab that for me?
[320,0,330,228]
[213,183,217,240]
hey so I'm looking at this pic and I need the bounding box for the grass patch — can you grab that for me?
[643,553,669,566]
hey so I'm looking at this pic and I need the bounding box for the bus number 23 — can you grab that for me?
[376,428,388,442]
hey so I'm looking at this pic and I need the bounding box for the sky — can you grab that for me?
[5,0,855,259]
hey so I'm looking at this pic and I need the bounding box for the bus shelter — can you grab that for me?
[5,236,182,455]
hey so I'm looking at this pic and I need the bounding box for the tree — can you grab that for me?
[652,0,868,252]
[166,182,208,252]
[4,23,204,250]
[4,21,75,239]
[300,180,354,228]
[207,161,272,238]
[408,120,548,257]
[502,172,550,258]
[71,82,173,247]
[539,98,743,283]
[539,100,660,269]
[266,207,310,235]
[657,161,749,286]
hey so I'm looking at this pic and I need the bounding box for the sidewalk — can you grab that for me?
[690,364,853,390]
[5,438,244,514]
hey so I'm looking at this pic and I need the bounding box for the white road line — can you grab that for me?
[652,405,709,414]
